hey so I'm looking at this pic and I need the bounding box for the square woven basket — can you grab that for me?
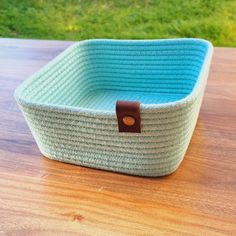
[15,38,213,177]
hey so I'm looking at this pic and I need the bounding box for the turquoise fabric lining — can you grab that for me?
[16,39,208,111]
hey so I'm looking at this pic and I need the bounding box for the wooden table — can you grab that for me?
[0,38,235,236]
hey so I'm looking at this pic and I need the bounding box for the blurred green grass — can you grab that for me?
[0,0,236,46]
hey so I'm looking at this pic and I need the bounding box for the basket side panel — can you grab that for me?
[18,90,203,177]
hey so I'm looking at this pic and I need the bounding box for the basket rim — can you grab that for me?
[14,38,213,117]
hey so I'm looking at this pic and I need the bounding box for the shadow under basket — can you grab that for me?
[15,38,213,177]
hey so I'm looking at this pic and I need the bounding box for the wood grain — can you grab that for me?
[0,38,235,236]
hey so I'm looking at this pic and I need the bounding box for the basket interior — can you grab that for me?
[17,39,210,111]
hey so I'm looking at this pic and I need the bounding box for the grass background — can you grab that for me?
[0,0,236,46]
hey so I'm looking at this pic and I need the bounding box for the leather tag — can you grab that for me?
[116,101,141,133]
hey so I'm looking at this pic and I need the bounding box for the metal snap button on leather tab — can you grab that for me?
[116,101,141,133]
[122,116,135,126]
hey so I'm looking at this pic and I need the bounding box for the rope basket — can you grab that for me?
[15,38,213,176]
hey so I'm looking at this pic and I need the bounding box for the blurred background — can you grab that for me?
[0,0,235,46]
